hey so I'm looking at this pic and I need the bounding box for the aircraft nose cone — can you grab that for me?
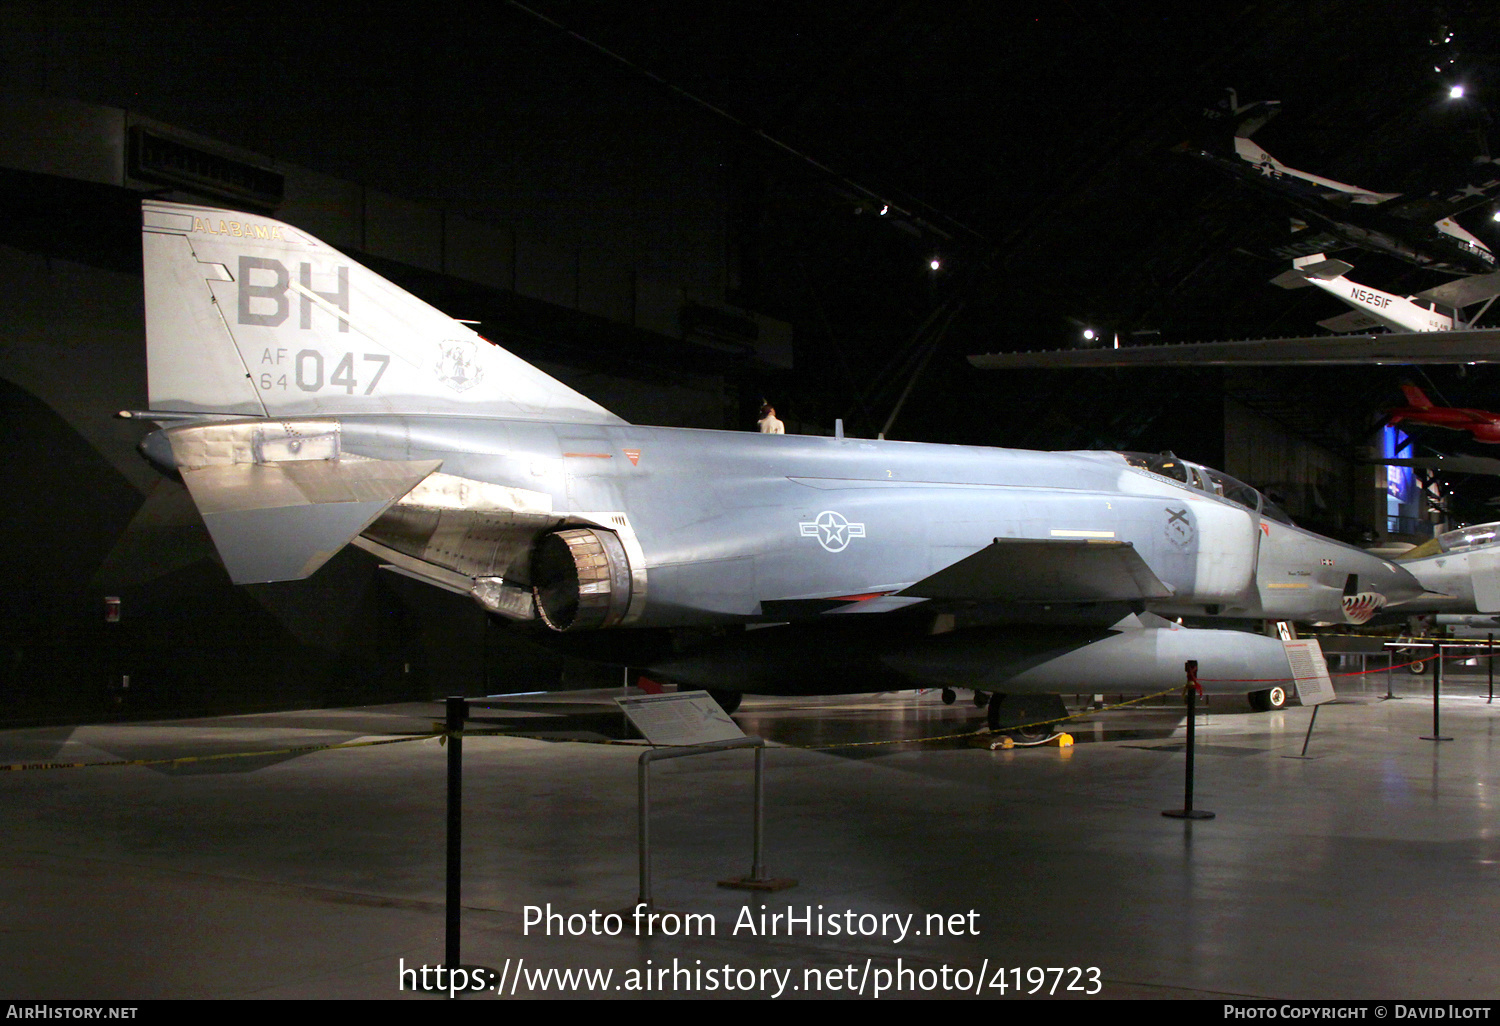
[1365,554,1425,603]
[1329,554,1422,625]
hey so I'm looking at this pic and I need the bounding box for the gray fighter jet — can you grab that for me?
[1392,523,1500,618]
[130,201,1426,722]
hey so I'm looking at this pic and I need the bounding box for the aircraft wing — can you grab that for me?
[1316,310,1387,333]
[969,327,1500,368]
[899,538,1174,603]
[1413,269,1500,309]
[1374,156,1500,224]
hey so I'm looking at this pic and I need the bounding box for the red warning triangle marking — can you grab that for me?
[624,449,641,465]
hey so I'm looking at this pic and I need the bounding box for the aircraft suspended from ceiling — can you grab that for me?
[1268,254,1500,334]
[1185,93,1500,276]
[972,94,1500,369]
[1388,384,1500,443]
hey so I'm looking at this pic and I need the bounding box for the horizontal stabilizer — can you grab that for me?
[1413,269,1500,309]
[1270,268,1314,290]
[182,458,441,583]
[1317,310,1386,333]
[1291,255,1354,280]
[899,539,1174,603]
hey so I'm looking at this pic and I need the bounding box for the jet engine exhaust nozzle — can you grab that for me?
[532,528,633,631]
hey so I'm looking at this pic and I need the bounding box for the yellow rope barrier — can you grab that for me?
[0,732,443,772]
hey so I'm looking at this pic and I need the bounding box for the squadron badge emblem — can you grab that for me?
[435,339,484,393]
[1164,507,1194,549]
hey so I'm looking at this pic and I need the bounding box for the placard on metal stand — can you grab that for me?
[1281,639,1337,759]
[446,696,465,968]
[615,691,796,912]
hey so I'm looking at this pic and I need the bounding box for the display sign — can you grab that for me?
[615,690,746,746]
[1283,639,1337,706]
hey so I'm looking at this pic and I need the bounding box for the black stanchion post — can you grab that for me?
[1283,704,1320,760]
[1489,633,1494,704]
[446,695,467,968]
[1421,647,1452,742]
[1164,660,1214,820]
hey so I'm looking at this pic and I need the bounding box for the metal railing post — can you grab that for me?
[637,748,652,909]
[1422,645,1453,742]
[634,737,774,912]
[445,695,467,969]
[751,746,766,881]
[1164,661,1214,821]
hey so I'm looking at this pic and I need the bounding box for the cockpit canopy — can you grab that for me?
[1437,522,1500,554]
[1118,451,1294,525]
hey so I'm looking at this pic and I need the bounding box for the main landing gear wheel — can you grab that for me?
[707,689,743,714]
[987,692,1005,731]
[941,688,957,705]
[1247,685,1287,712]
[973,690,989,708]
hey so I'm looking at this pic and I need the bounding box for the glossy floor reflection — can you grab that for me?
[4,668,1500,999]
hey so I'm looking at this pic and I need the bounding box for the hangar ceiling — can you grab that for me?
[498,2,1500,469]
[7,1,1500,511]
[524,1,1500,337]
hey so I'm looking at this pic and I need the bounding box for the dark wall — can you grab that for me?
[0,7,736,311]
[0,363,578,728]
[0,194,584,727]
[0,5,764,724]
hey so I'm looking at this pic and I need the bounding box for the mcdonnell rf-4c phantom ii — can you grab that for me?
[129,201,1427,724]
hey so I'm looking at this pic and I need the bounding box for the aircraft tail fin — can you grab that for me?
[141,200,624,424]
[1401,384,1434,408]
[1291,254,1354,280]
[1270,268,1314,290]
[1271,254,1353,289]
[1230,98,1282,140]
